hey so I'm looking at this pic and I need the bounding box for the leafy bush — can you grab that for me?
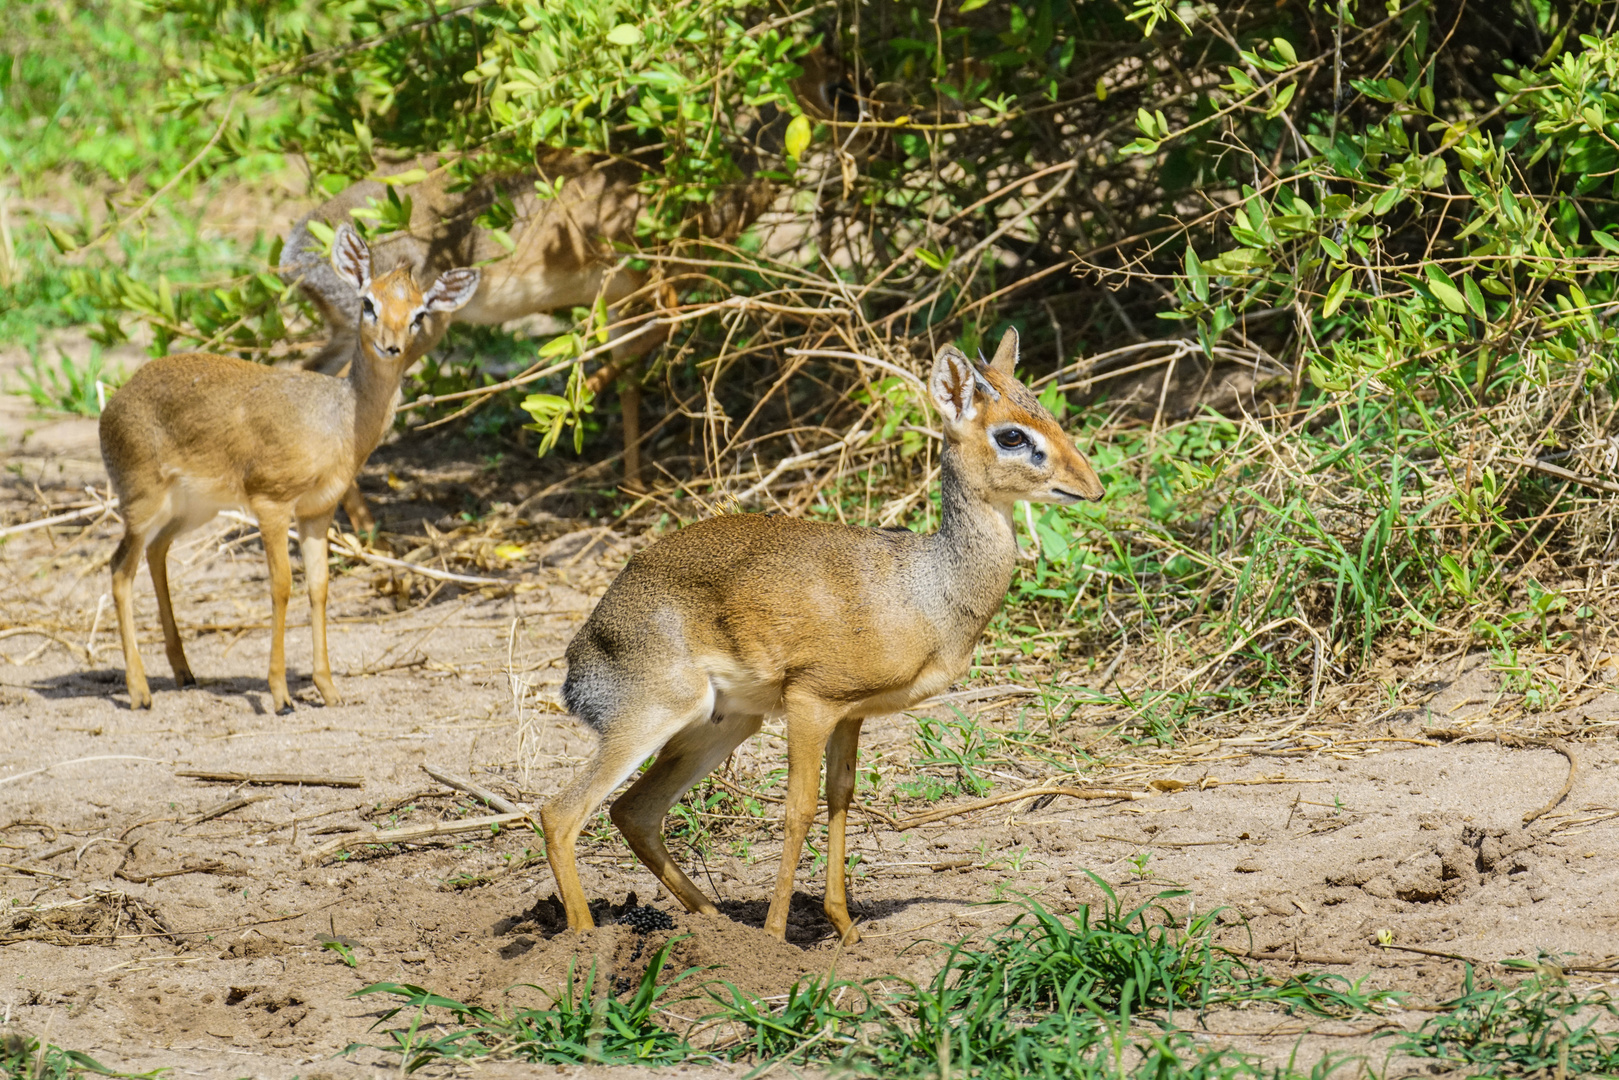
[13,0,1618,723]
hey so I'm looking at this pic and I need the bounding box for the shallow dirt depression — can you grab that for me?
[2,397,1618,1078]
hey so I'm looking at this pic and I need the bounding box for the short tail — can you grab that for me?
[281,213,360,375]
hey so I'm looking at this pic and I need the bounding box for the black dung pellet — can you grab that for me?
[617,904,675,935]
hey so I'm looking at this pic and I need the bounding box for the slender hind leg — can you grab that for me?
[146,519,195,689]
[541,693,712,932]
[610,712,762,914]
[822,717,865,943]
[298,510,340,706]
[109,526,151,709]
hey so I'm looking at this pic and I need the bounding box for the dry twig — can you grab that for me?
[303,812,527,863]
[176,769,363,788]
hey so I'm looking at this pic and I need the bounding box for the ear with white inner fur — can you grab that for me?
[989,326,1019,375]
[929,345,978,427]
[423,267,481,313]
[331,223,371,293]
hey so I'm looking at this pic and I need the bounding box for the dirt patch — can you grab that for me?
[3,422,1619,1077]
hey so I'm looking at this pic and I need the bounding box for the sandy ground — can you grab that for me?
[2,346,1618,1079]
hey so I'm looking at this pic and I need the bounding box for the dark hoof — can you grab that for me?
[176,672,198,689]
[276,702,295,715]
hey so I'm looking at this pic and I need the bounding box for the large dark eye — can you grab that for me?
[995,429,1028,450]
[361,296,376,320]
[411,311,426,330]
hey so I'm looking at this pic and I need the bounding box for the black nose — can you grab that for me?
[385,345,401,357]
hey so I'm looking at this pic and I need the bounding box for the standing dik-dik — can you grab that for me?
[99,224,478,711]
[542,328,1105,943]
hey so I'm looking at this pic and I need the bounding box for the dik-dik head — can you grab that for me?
[929,328,1106,506]
[330,223,480,370]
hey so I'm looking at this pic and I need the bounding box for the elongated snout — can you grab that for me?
[1054,441,1106,503]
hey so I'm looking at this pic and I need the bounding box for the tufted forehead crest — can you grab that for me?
[373,268,422,304]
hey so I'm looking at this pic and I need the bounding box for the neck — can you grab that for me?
[345,343,405,464]
[921,445,1020,647]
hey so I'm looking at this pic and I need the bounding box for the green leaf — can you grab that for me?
[1272,37,1296,65]
[784,113,811,159]
[1592,229,1619,253]
[960,0,991,10]
[1372,186,1403,215]
[1319,235,1346,262]
[1264,81,1297,119]
[1206,247,1272,273]
[1185,247,1208,302]
[1462,274,1486,319]
[376,168,428,187]
[45,224,79,253]
[607,24,643,46]
[1321,269,1353,316]
[1424,264,1468,314]
[1308,362,1351,392]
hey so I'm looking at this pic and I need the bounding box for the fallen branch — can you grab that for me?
[1373,941,1482,964]
[927,684,1039,706]
[115,860,228,884]
[176,770,363,788]
[1503,455,1619,497]
[0,628,91,662]
[328,533,512,587]
[1224,945,1356,966]
[0,502,114,540]
[1369,941,1614,974]
[1522,738,1578,825]
[303,812,527,864]
[1422,731,1578,825]
[0,862,71,880]
[420,764,531,819]
[187,795,272,825]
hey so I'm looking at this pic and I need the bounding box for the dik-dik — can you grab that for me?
[542,329,1105,943]
[99,224,478,711]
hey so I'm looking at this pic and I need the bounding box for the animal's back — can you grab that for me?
[101,354,350,504]
[563,514,943,727]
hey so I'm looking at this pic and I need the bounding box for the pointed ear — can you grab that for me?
[989,326,1019,376]
[929,345,978,427]
[332,223,371,293]
[423,267,481,313]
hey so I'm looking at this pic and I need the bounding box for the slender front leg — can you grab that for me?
[822,717,864,943]
[146,519,195,689]
[109,528,151,709]
[764,702,840,941]
[298,511,339,706]
[255,504,294,713]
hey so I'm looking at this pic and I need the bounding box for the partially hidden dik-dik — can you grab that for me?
[99,224,478,712]
[542,328,1105,943]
